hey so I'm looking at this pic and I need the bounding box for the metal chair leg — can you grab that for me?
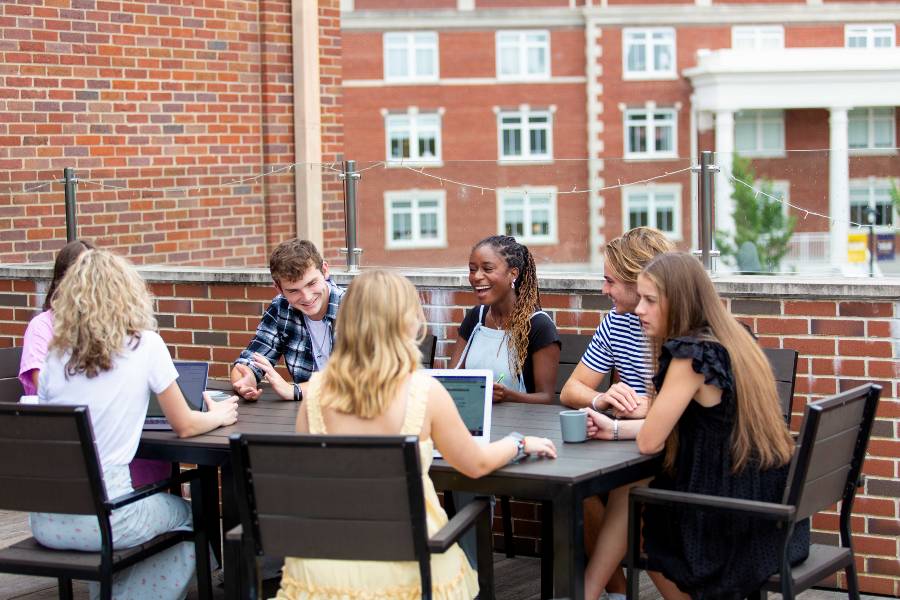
[500,495,515,558]
[845,561,860,600]
[58,577,74,600]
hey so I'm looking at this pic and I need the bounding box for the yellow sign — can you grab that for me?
[847,233,868,263]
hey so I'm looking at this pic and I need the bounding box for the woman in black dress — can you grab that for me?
[621,252,807,599]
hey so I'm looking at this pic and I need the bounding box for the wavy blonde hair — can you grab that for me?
[603,227,674,284]
[642,252,794,473]
[318,270,424,418]
[50,249,157,378]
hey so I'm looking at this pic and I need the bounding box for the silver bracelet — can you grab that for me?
[590,393,602,411]
[613,418,619,441]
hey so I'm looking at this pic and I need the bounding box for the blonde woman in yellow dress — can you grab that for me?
[252,270,557,600]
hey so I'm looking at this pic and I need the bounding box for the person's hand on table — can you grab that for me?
[232,368,261,402]
[585,408,615,440]
[524,436,557,459]
[204,392,238,427]
[250,352,294,401]
[492,382,507,403]
[612,395,649,419]
[600,383,646,416]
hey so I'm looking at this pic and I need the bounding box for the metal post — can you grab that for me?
[866,207,876,278]
[63,167,77,242]
[697,151,717,270]
[340,160,362,273]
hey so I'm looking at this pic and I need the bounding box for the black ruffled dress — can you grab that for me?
[642,336,810,600]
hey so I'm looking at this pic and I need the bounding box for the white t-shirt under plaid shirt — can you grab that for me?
[581,310,652,395]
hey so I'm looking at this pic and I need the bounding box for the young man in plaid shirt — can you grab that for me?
[231,238,344,401]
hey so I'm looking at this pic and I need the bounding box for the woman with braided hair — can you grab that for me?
[449,235,560,404]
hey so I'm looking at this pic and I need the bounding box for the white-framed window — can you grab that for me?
[384,190,447,249]
[622,184,682,239]
[849,179,896,229]
[623,28,675,79]
[845,24,895,48]
[848,108,896,152]
[498,109,553,161]
[496,30,550,80]
[384,111,441,164]
[732,25,784,50]
[624,108,677,159]
[383,32,438,83]
[735,110,785,157]
[497,187,557,245]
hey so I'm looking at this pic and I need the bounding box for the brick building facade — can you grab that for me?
[341,1,900,272]
[0,0,344,266]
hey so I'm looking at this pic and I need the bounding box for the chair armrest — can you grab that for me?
[105,468,200,510]
[428,498,489,553]
[629,486,795,521]
[225,524,244,543]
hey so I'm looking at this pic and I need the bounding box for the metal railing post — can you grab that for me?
[695,151,719,271]
[63,167,77,242]
[340,160,362,273]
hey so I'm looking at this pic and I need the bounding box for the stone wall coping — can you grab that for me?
[2,264,899,300]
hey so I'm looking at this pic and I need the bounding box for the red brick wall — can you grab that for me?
[0,0,342,267]
[1,271,898,595]
[319,1,347,262]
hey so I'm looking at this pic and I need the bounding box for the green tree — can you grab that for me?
[715,155,797,273]
[891,180,900,221]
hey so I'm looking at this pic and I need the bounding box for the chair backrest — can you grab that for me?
[230,433,429,562]
[555,333,611,403]
[782,383,881,522]
[0,347,24,400]
[762,347,799,423]
[419,333,437,369]
[0,403,106,516]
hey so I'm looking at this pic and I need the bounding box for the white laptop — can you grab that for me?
[424,369,493,458]
[143,361,209,430]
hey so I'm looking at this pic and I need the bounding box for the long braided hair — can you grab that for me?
[474,235,540,378]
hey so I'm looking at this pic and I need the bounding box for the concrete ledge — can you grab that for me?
[2,264,899,300]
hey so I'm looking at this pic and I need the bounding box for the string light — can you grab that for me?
[725,172,866,229]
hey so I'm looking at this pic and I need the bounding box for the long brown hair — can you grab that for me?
[473,235,540,378]
[642,252,794,472]
[44,239,95,311]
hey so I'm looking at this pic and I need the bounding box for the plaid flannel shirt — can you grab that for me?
[235,279,344,384]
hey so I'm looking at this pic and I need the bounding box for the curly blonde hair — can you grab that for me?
[318,270,424,419]
[50,249,157,378]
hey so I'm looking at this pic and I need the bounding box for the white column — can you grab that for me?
[828,107,850,269]
[714,110,735,236]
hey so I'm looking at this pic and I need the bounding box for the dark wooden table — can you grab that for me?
[139,390,660,600]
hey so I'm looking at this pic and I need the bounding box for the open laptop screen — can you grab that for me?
[428,370,491,436]
[147,361,208,418]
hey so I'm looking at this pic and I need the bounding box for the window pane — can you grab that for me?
[504,210,524,236]
[629,208,648,228]
[735,120,756,152]
[628,124,646,153]
[386,48,408,78]
[499,47,519,75]
[419,199,438,209]
[530,129,546,155]
[849,202,866,224]
[848,118,868,148]
[655,123,673,152]
[418,135,436,159]
[873,122,893,147]
[392,213,412,240]
[761,121,782,151]
[653,43,672,71]
[627,44,645,72]
[531,209,550,236]
[415,48,435,77]
[656,207,675,232]
[503,129,521,156]
[419,213,438,238]
[527,46,546,75]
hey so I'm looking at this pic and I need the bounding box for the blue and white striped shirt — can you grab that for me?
[581,311,652,395]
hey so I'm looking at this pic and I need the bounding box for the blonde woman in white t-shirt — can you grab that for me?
[32,249,238,600]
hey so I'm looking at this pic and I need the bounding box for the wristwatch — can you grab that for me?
[507,431,527,463]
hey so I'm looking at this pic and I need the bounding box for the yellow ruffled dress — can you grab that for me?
[274,372,480,600]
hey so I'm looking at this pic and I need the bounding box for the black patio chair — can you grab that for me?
[0,403,212,600]
[228,433,494,600]
[0,346,24,399]
[625,383,882,600]
[419,332,437,369]
[762,347,799,424]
